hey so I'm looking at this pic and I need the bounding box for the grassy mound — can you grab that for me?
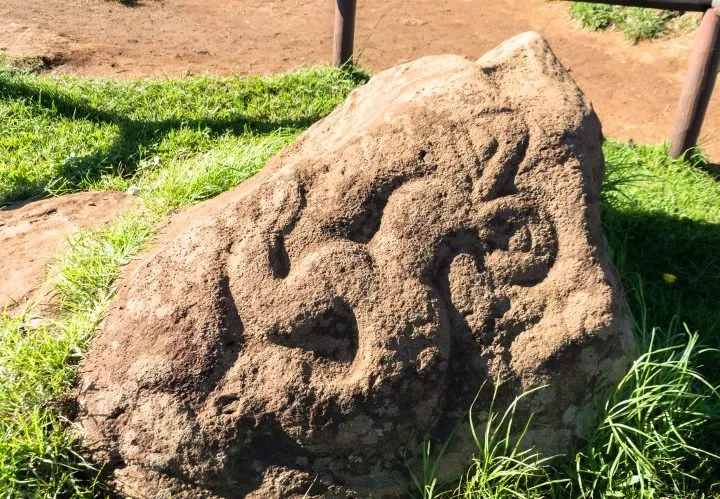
[0,64,718,497]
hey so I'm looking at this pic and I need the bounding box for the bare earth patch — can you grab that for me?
[0,191,134,312]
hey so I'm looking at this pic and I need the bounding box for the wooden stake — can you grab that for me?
[669,7,720,158]
[333,0,357,67]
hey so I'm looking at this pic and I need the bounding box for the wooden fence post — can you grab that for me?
[333,0,357,67]
[669,5,720,158]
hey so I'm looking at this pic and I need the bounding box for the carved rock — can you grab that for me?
[77,32,633,498]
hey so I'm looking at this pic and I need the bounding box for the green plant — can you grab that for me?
[409,439,446,499]
[570,2,617,30]
[408,383,563,499]
[569,3,695,42]
[453,384,562,499]
[573,323,720,497]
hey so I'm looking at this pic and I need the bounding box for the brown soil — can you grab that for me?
[77,33,633,497]
[0,191,134,313]
[0,0,718,159]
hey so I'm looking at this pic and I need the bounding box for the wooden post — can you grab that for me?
[333,0,357,67]
[669,6,720,158]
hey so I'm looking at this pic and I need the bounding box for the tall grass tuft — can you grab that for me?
[573,324,720,497]
[409,383,562,499]
[453,384,561,499]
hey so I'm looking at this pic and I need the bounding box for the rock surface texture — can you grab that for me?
[0,191,134,312]
[77,32,634,498]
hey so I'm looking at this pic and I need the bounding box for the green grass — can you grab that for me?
[0,217,152,497]
[0,63,367,206]
[1,63,720,497]
[568,3,698,42]
[601,143,720,352]
[451,385,561,499]
[409,384,561,499]
[573,325,720,497]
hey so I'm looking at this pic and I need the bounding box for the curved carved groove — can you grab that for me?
[422,230,490,341]
[482,206,558,287]
[268,233,291,278]
[269,299,359,364]
[201,274,245,395]
[267,183,307,279]
[479,131,529,201]
[331,167,431,244]
[425,230,487,284]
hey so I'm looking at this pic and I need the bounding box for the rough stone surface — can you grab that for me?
[77,32,634,498]
[0,191,135,313]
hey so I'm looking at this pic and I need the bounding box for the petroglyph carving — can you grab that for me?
[77,33,633,498]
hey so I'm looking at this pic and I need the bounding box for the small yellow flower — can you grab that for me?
[663,273,677,284]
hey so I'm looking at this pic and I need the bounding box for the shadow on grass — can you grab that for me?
[603,203,720,353]
[0,76,335,206]
[699,162,720,178]
[604,201,720,466]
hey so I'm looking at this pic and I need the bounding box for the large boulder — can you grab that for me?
[77,32,633,498]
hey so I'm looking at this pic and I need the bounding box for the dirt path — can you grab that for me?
[1,0,718,158]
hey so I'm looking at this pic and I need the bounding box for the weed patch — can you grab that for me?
[569,3,698,42]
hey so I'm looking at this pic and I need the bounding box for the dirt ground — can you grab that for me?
[0,192,135,313]
[0,0,718,158]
